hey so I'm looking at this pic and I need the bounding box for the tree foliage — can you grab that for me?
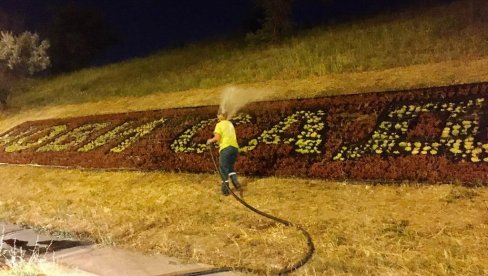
[246,0,294,42]
[0,31,50,75]
[0,31,50,108]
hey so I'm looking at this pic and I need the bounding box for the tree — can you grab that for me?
[0,31,50,108]
[246,0,294,43]
[46,3,116,73]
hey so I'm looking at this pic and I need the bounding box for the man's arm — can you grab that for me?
[206,133,221,145]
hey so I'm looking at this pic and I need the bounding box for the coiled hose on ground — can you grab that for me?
[172,147,315,275]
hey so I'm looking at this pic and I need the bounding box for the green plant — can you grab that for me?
[0,31,50,76]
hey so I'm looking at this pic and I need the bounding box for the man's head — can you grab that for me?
[217,107,227,121]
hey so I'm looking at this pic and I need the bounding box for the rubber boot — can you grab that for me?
[229,172,240,190]
[221,180,230,196]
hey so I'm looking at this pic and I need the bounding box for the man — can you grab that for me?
[206,108,241,196]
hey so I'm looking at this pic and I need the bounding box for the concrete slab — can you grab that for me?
[47,245,96,259]
[53,246,228,276]
[1,228,90,255]
[156,268,244,276]
[2,228,53,245]
[0,222,245,275]
[0,221,23,235]
[48,245,246,275]
[32,261,98,276]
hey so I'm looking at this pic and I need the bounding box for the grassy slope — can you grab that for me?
[7,0,488,110]
[1,1,488,275]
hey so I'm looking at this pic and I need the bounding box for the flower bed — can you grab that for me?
[0,82,486,184]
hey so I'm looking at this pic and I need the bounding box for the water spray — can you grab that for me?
[219,86,276,119]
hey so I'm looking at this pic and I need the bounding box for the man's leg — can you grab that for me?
[228,172,240,190]
[227,147,240,190]
[219,148,231,195]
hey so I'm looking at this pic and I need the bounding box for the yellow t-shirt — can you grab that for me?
[214,120,239,152]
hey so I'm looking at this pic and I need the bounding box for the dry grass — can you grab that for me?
[0,165,487,275]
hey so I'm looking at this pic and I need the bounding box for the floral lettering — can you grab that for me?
[0,127,37,147]
[333,98,487,163]
[78,118,165,153]
[241,110,327,154]
[37,122,110,152]
[4,125,67,152]
[110,118,165,153]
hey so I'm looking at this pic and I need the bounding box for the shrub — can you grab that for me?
[0,31,50,108]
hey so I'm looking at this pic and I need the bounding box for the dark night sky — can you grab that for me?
[0,0,452,65]
[0,0,256,64]
[87,0,256,63]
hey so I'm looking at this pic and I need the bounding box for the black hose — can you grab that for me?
[182,146,315,275]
